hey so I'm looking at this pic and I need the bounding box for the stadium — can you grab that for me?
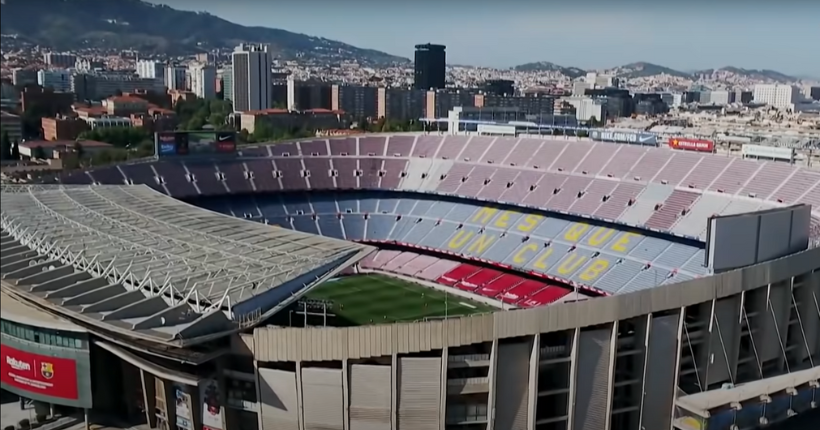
[1,133,819,430]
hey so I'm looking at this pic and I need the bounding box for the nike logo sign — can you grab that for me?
[218,136,232,141]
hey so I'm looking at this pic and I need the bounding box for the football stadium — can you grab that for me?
[1,132,819,430]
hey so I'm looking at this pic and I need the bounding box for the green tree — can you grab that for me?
[0,130,11,160]
[78,127,151,148]
[72,141,85,158]
[32,146,47,160]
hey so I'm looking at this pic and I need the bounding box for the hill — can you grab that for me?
[0,0,408,65]
[512,61,586,79]
[602,62,692,79]
[692,67,798,83]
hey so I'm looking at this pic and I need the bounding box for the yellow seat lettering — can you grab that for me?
[516,214,543,232]
[532,248,554,270]
[493,211,514,228]
[579,259,610,282]
[587,228,615,247]
[563,223,590,242]
[471,207,498,224]
[466,234,495,254]
[556,254,587,275]
[611,232,639,252]
[448,230,474,249]
[513,243,538,264]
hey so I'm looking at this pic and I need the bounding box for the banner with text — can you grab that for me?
[590,129,658,146]
[668,137,715,153]
[155,131,237,158]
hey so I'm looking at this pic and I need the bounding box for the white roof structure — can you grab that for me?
[0,184,372,347]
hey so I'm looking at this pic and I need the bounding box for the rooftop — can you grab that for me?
[0,184,373,346]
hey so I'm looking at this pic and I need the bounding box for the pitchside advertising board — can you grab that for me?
[589,129,659,146]
[1,343,92,407]
[155,131,237,158]
[668,137,715,153]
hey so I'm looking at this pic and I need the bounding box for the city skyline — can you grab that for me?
[155,1,819,77]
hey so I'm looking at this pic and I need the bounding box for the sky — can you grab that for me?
[155,1,819,76]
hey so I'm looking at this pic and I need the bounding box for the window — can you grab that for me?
[0,320,84,349]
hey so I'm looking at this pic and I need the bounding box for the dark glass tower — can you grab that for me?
[413,44,446,91]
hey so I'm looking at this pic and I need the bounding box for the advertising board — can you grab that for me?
[741,144,795,162]
[668,137,715,153]
[155,131,237,158]
[200,379,224,430]
[1,345,79,400]
[590,129,658,146]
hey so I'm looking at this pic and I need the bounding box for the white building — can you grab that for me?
[231,44,272,112]
[43,53,77,68]
[136,60,165,80]
[188,63,216,99]
[562,96,606,122]
[753,84,803,110]
[164,66,187,91]
[37,69,72,92]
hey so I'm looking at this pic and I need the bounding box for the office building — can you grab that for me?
[222,66,233,103]
[164,66,187,91]
[231,44,273,112]
[43,53,77,69]
[753,84,803,109]
[474,94,555,116]
[136,60,165,80]
[413,44,446,91]
[482,80,515,96]
[331,85,378,119]
[12,69,37,87]
[811,87,820,101]
[287,79,332,111]
[188,64,216,99]
[377,88,428,121]
[37,69,72,92]
[586,87,634,118]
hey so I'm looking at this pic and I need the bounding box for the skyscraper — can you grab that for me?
[413,44,446,91]
[188,63,216,99]
[230,44,272,112]
[164,66,187,91]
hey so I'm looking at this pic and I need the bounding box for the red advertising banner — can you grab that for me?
[1,345,79,400]
[668,137,715,153]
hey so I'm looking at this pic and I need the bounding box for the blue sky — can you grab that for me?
[155,1,819,76]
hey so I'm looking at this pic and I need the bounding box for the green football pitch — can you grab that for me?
[301,274,497,326]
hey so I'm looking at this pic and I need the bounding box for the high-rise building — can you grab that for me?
[136,60,165,80]
[811,87,820,101]
[37,69,72,92]
[753,84,803,109]
[231,44,272,112]
[188,63,216,99]
[413,44,446,91]
[12,69,37,87]
[43,53,77,69]
[164,66,187,91]
[222,66,233,103]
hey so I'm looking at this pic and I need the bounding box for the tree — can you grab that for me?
[32,146,47,160]
[72,141,85,158]
[0,130,11,160]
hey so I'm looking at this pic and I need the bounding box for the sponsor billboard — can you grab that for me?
[200,379,225,430]
[741,144,795,162]
[155,131,237,158]
[668,137,715,153]
[174,384,193,429]
[590,129,658,146]
[1,345,79,401]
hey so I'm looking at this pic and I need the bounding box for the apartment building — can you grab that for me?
[753,84,803,109]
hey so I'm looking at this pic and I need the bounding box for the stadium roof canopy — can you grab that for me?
[0,184,372,347]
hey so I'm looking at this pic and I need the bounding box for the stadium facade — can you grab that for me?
[1,134,819,430]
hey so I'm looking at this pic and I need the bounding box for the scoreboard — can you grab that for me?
[155,131,237,158]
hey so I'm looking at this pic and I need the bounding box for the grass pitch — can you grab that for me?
[302,274,495,326]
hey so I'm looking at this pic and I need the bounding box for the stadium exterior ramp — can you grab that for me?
[0,184,372,347]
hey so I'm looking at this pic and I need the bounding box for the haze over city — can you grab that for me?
[156,0,820,76]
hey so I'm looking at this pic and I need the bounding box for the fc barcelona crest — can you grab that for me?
[41,362,54,379]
